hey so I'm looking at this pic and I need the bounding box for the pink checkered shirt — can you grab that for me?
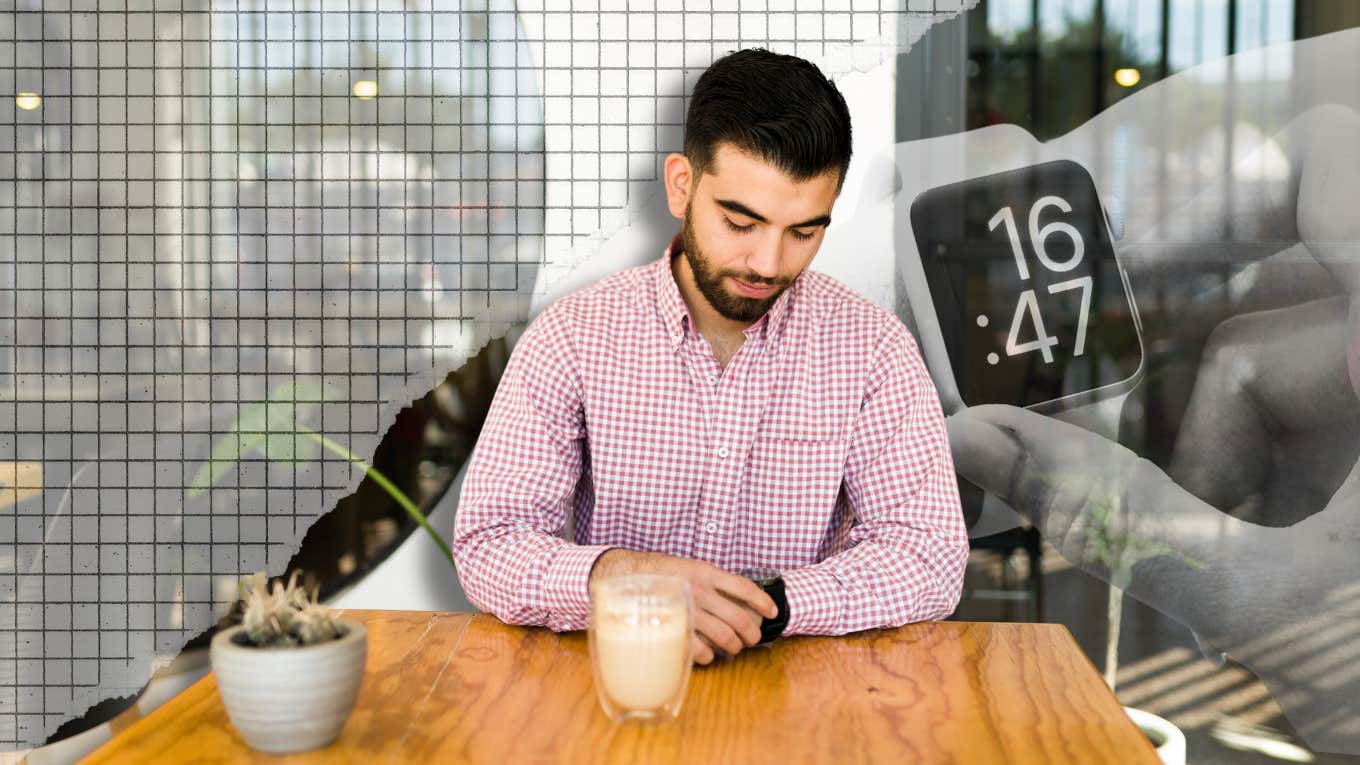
[453,244,968,635]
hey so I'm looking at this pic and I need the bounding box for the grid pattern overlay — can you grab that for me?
[0,0,957,750]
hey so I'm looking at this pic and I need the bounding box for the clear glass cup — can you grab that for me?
[588,573,695,723]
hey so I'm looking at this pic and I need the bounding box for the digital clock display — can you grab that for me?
[910,160,1143,411]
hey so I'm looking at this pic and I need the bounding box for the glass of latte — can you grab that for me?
[588,574,694,723]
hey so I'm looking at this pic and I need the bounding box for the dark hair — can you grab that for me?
[685,48,852,188]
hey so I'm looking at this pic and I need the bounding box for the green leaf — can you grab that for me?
[1082,479,1208,592]
[185,381,458,574]
[188,381,333,496]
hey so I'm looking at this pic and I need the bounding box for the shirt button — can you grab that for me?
[705,522,718,534]
[707,375,717,385]
[717,446,729,459]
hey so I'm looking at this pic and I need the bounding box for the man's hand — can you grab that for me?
[589,549,778,665]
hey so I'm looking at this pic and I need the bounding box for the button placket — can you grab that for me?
[697,340,769,561]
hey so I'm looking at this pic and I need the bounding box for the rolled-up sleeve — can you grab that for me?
[780,323,969,635]
[452,304,613,632]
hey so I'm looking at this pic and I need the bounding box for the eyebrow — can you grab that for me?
[715,198,832,229]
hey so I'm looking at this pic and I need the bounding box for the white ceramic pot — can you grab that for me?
[210,619,368,754]
[1125,706,1187,765]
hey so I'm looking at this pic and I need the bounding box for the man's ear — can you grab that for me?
[663,153,694,220]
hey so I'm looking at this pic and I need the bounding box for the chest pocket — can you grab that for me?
[742,438,849,568]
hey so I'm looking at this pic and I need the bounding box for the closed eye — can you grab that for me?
[791,229,816,241]
[723,216,754,234]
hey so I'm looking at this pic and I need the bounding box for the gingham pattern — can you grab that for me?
[453,245,968,635]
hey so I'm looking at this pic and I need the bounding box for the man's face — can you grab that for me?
[675,143,841,323]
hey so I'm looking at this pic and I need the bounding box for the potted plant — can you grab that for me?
[1088,488,1198,765]
[210,571,368,754]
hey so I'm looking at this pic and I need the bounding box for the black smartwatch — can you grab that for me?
[744,568,789,645]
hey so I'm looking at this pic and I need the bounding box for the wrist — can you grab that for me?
[745,570,789,643]
[588,548,647,587]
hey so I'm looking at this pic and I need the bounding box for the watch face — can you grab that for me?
[909,160,1143,411]
[740,567,781,587]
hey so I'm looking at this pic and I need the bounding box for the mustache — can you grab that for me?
[721,271,785,287]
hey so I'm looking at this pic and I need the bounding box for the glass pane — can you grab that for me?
[1106,0,1163,64]
[1235,0,1294,81]
[1036,0,1097,137]
[1168,0,1229,73]
[970,0,1037,130]
[1104,0,1162,106]
[986,0,1034,40]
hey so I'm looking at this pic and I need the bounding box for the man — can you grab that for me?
[453,48,967,664]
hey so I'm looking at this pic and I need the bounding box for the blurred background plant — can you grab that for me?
[188,381,457,570]
[1086,478,1207,689]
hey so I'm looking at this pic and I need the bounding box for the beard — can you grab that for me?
[680,208,794,323]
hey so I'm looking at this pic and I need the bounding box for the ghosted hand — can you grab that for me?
[926,93,1360,753]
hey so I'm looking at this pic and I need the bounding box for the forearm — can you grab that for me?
[780,520,968,636]
[588,548,665,585]
[453,511,614,631]
[452,446,607,631]
[449,302,608,631]
[784,321,969,635]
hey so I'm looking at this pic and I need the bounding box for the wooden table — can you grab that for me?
[86,610,1158,763]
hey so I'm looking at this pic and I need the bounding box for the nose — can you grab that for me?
[744,232,782,281]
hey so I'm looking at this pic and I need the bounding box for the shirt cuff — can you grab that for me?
[779,566,845,636]
[541,543,616,631]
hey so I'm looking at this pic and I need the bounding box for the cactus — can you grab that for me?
[294,602,343,645]
[237,570,342,648]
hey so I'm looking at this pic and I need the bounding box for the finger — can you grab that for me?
[1113,183,1289,287]
[691,634,714,665]
[700,633,730,661]
[710,571,777,619]
[946,408,1027,503]
[1283,104,1360,294]
[695,589,763,647]
[694,609,744,656]
[726,596,768,639]
[1167,298,1355,517]
[717,594,765,647]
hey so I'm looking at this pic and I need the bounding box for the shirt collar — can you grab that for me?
[656,234,799,353]
[751,272,798,352]
[657,236,692,349]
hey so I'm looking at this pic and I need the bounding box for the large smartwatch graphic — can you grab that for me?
[908,160,1144,414]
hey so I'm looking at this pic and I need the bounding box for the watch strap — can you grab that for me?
[758,576,789,644]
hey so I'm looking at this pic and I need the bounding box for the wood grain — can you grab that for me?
[84,611,1158,764]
